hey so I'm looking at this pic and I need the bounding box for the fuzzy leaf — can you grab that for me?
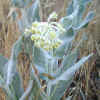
[60,17,72,30]
[0,55,8,77]
[54,28,75,58]
[0,55,8,66]
[31,0,40,21]
[59,28,75,41]
[17,0,40,32]
[6,57,17,85]
[74,11,94,30]
[6,36,23,85]
[72,4,85,28]
[72,0,92,28]
[50,53,93,85]
[11,0,25,8]
[29,81,43,100]
[13,36,23,58]
[57,49,79,76]
[78,0,92,5]
[33,47,51,74]
[50,79,72,100]
[10,72,24,99]
[54,41,71,58]
[49,53,93,100]
[66,1,73,15]
[60,5,79,30]
[73,0,92,6]
[0,74,5,88]
[23,35,33,54]
[11,0,34,8]
[61,50,78,69]
[29,67,44,100]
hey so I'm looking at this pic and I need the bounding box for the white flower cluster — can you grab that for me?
[24,12,66,51]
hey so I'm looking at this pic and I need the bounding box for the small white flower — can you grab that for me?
[48,12,58,21]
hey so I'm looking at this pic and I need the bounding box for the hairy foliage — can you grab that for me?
[0,0,94,100]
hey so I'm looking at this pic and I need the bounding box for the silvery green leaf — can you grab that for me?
[33,47,51,73]
[60,5,79,30]
[50,53,93,85]
[0,55,8,77]
[78,0,92,5]
[73,0,92,6]
[54,28,75,58]
[77,4,85,20]
[0,69,16,100]
[54,41,71,58]
[72,0,92,28]
[28,81,43,100]
[59,28,75,41]
[6,34,32,86]
[57,49,78,76]
[13,36,23,58]
[11,0,34,8]
[23,35,33,54]
[29,66,44,100]
[6,36,23,85]
[61,50,78,69]
[11,0,25,8]
[17,0,40,32]
[48,53,93,100]
[73,11,94,30]
[72,4,86,28]
[10,72,24,99]
[66,1,73,15]
[68,5,79,20]
[0,74,5,87]
[50,79,72,100]
[60,17,72,30]
[24,0,34,8]
[0,54,8,66]
[6,57,17,85]
[27,0,40,22]
[39,58,58,80]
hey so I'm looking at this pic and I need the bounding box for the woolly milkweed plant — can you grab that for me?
[0,0,94,100]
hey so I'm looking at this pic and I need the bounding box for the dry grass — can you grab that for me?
[0,0,20,99]
[0,0,20,58]
[68,0,100,99]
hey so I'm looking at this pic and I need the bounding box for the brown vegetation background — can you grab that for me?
[0,0,100,100]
